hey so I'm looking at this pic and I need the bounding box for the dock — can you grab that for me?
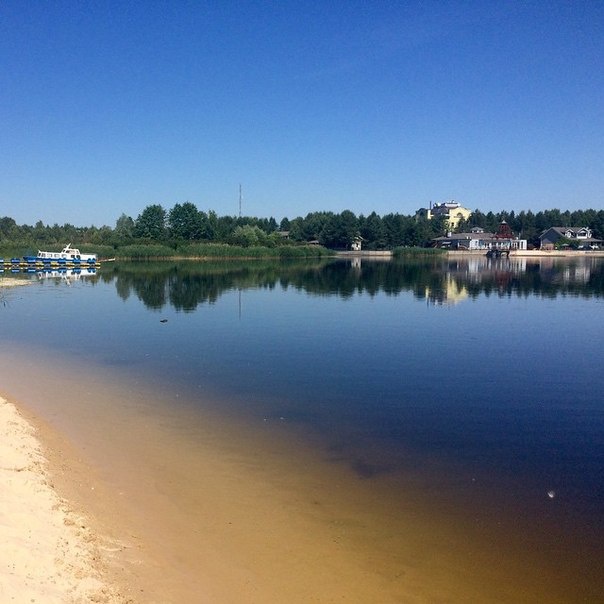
[1,258,101,272]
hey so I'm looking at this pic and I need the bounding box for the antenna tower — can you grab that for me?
[239,184,242,218]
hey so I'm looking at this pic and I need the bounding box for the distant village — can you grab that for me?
[411,201,602,253]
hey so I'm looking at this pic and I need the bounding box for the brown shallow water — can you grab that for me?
[0,343,600,603]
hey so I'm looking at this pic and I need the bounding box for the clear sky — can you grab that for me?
[1,1,603,227]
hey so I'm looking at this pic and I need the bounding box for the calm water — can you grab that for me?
[1,255,603,601]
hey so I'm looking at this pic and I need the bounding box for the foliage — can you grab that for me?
[176,242,330,259]
[392,246,447,258]
[82,244,115,258]
[168,202,202,240]
[114,213,135,243]
[0,244,31,259]
[228,225,273,247]
[133,204,167,240]
[1,202,603,254]
[554,237,579,250]
[118,244,177,259]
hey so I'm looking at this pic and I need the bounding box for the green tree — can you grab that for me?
[0,216,19,240]
[338,210,360,248]
[215,214,238,241]
[318,215,338,248]
[114,214,135,243]
[360,212,387,249]
[287,217,304,241]
[467,209,487,229]
[403,218,433,246]
[382,213,406,247]
[300,212,332,242]
[134,204,167,240]
[169,202,204,240]
[229,225,268,247]
[515,210,538,246]
[90,225,113,244]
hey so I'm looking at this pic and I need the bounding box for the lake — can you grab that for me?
[0,255,603,602]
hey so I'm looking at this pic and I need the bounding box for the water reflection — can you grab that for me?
[2,254,603,601]
[94,256,604,310]
[36,268,98,284]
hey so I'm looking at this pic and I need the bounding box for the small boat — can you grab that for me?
[24,244,98,264]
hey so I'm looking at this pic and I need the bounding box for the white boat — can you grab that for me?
[30,244,98,263]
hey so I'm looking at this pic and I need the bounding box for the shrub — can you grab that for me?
[116,244,177,259]
[392,246,446,258]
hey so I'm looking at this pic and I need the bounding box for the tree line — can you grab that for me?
[1,202,603,252]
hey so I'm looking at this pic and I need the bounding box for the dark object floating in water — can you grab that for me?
[486,248,510,258]
[160,319,168,323]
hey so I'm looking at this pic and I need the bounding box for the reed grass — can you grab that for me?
[392,246,446,258]
[116,244,177,259]
[175,242,331,259]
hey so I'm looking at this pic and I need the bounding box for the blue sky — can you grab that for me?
[1,1,603,227]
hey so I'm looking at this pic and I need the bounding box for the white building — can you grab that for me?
[433,226,527,251]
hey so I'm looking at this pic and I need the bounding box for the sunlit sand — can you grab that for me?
[0,396,124,603]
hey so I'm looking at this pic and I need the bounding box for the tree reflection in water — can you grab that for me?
[98,257,604,311]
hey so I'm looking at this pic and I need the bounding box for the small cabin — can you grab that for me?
[351,236,364,252]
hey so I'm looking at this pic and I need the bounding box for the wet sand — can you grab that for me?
[1,342,601,603]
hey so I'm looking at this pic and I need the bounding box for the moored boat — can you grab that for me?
[23,244,98,264]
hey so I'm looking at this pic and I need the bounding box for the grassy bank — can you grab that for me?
[392,246,446,258]
[116,242,331,260]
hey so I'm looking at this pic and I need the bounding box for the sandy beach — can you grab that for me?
[1,280,121,601]
[0,395,129,603]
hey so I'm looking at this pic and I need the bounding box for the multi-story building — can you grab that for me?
[416,201,472,230]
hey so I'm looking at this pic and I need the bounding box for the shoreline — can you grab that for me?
[447,248,604,257]
[0,395,128,603]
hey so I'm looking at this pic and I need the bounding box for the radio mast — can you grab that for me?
[239,184,242,218]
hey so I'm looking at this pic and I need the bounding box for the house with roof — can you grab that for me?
[433,224,527,251]
[350,235,364,251]
[416,201,472,230]
[539,227,601,250]
[433,227,492,250]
